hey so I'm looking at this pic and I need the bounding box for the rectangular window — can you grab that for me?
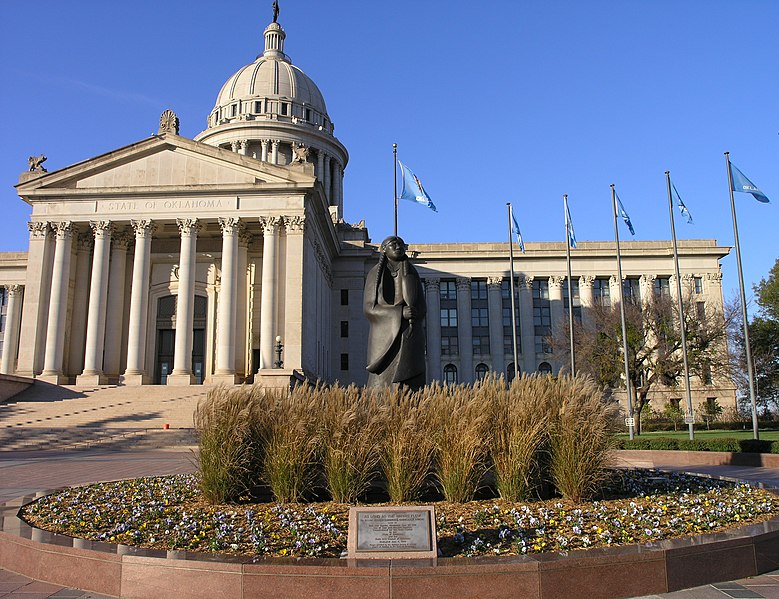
[340,289,349,305]
[532,279,549,300]
[440,308,458,328]
[340,321,349,338]
[696,301,706,321]
[654,277,671,298]
[473,336,490,355]
[441,336,458,356]
[231,104,237,117]
[281,102,289,116]
[623,277,641,302]
[340,353,349,371]
[694,276,703,294]
[471,307,488,327]
[255,101,263,113]
[440,279,457,300]
[593,278,611,306]
[305,108,312,121]
[669,398,681,410]
[471,279,487,300]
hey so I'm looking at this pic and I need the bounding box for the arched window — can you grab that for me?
[444,364,458,385]
[475,363,489,381]
[506,363,518,382]
[538,362,553,375]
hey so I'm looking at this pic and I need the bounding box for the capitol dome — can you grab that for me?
[194,16,348,219]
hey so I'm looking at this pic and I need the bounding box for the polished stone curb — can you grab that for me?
[0,482,777,599]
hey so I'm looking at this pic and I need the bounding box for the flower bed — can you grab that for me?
[19,469,778,559]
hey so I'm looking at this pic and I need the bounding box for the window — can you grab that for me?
[444,364,458,385]
[340,289,349,305]
[623,277,640,302]
[255,101,263,113]
[593,278,611,306]
[440,308,458,328]
[305,108,312,121]
[441,335,458,356]
[340,321,349,338]
[281,102,289,116]
[501,279,521,355]
[471,280,487,300]
[538,362,553,374]
[696,301,706,321]
[654,277,671,298]
[340,353,349,371]
[472,335,490,355]
[532,279,549,300]
[694,276,703,294]
[506,363,518,382]
[533,280,552,354]
[669,398,681,410]
[440,280,457,300]
[231,104,237,117]
[475,363,489,381]
[471,308,488,327]
[562,279,583,324]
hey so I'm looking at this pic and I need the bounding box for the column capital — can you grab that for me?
[487,275,504,289]
[52,221,73,239]
[640,273,657,285]
[549,275,565,289]
[705,271,723,283]
[27,221,49,239]
[238,229,254,247]
[131,219,156,238]
[519,275,534,289]
[259,215,282,234]
[609,274,620,285]
[284,214,306,233]
[89,220,113,238]
[6,284,23,296]
[218,217,242,235]
[424,278,440,292]
[112,230,133,250]
[176,218,201,236]
[76,232,94,251]
[579,275,595,288]
[455,277,471,291]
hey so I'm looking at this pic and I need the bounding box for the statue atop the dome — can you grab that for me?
[28,154,47,173]
[158,109,180,135]
[364,235,427,391]
[272,0,279,23]
[291,143,309,164]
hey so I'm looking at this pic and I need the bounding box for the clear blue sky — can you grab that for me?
[1,0,776,305]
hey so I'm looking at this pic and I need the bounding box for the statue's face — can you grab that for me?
[382,237,406,262]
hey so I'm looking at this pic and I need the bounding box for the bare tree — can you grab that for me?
[552,294,732,434]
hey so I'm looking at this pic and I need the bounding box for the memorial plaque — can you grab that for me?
[347,506,437,559]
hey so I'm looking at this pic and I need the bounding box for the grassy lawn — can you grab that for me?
[616,429,779,441]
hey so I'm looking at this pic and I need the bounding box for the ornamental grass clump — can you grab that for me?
[379,387,435,503]
[319,385,383,503]
[256,385,320,503]
[428,380,491,503]
[547,375,618,502]
[489,374,551,501]
[194,385,259,504]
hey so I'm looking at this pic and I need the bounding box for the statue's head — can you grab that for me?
[380,236,407,262]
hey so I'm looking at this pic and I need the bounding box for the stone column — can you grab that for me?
[0,285,23,375]
[705,272,724,311]
[639,274,656,305]
[609,275,622,305]
[17,222,53,377]
[66,233,93,377]
[259,216,280,369]
[548,276,565,360]
[487,276,505,375]
[333,163,343,218]
[239,139,249,156]
[323,155,332,203]
[213,217,241,384]
[121,220,155,385]
[271,140,280,165]
[424,278,441,382]
[283,215,305,372]
[77,221,113,385]
[103,231,131,379]
[168,219,200,385]
[235,230,251,379]
[317,150,325,182]
[518,275,536,373]
[40,221,74,384]
[230,141,239,153]
[261,139,269,162]
[455,277,473,383]
[579,275,595,328]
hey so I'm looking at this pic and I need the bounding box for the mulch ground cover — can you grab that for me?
[19,469,778,559]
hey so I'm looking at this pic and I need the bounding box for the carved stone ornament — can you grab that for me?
[53,221,73,239]
[131,219,156,238]
[6,284,23,296]
[285,214,306,232]
[424,278,441,292]
[112,231,134,251]
[89,220,113,238]
[28,154,47,172]
[176,218,201,236]
[487,276,504,288]
[76,232,94,251]
[259,216,281,234]
[520,275,534,289]
[455,277,471,291]
[27,221,48,239]
[158,109,180,135]
[218,217,241,235]
[706,272,723,283]
[291,144,310,164]
[548,275,565,288]
[579,275,595,287]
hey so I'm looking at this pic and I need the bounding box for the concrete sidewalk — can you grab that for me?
[0,449,777,598]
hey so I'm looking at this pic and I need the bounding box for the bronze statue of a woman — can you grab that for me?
[363,236,427,391]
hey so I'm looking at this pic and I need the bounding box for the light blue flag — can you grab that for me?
[564,197,577,248]
[510,204,525,253]
[616,194,635,235]
[730,162,770,203]
[398,161,437,212]
[672,184,693,224]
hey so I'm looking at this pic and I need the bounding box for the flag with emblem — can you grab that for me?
[398,161,437,212]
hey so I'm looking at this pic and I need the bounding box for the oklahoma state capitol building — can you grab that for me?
[0,14,735,412]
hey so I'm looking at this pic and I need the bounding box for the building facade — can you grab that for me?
[0,16,735,413]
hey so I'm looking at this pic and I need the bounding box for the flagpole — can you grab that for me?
[666,172,695,441]
[393,144,398,237]
[612,185,635,440]
[564,194,575,377]
[507,203,520,381]
[725,152,760,440]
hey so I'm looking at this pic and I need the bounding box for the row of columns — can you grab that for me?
[23,214,298,386]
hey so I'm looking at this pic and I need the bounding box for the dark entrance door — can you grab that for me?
[154,294,208,385]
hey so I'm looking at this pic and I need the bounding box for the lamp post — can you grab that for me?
[274,336,284,369]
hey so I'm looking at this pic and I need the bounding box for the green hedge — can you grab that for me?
[616,437,779,453]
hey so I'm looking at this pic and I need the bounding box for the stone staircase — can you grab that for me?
[0,382,214,451]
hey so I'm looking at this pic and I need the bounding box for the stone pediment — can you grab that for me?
[16,134,314,199]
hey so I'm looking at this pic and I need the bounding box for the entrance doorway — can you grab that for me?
[154,295,207,384]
